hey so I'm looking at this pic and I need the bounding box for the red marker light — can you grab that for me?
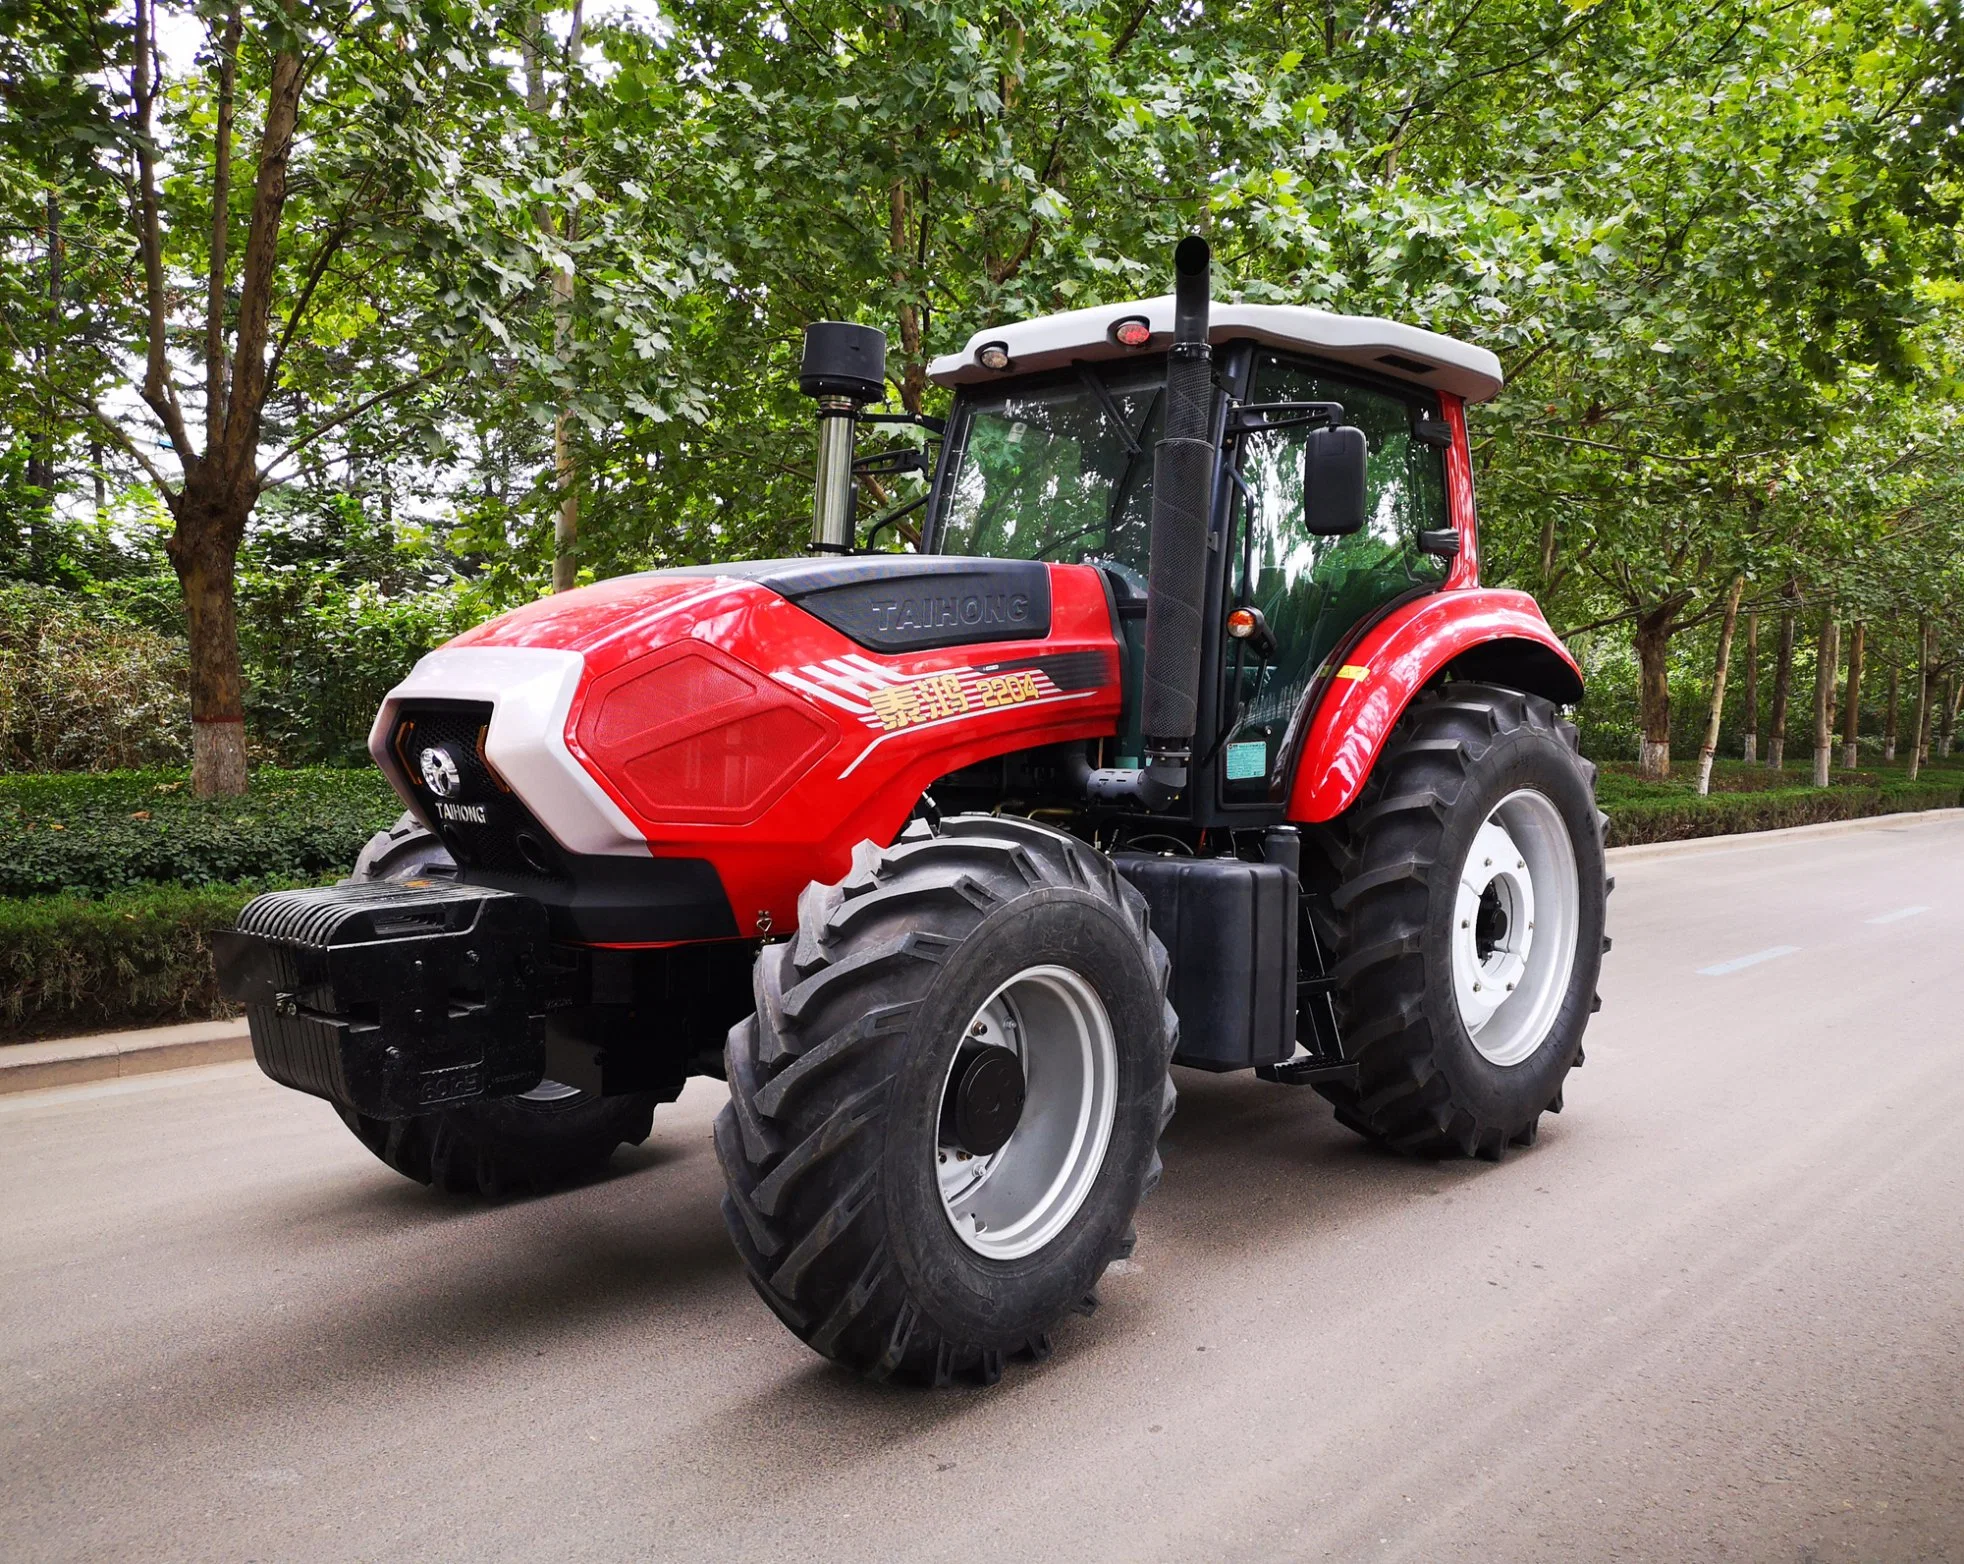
[1109,316,1153,349]
[1227,608,1259,639]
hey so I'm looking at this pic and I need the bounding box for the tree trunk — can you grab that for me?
[552,397,579,593]
[1942,675,1962,759]
[1696,575,1745,796]
[1740,611,1758,763]
[1884,662,1899,761]
[1634,608,1673,779]
[25,189,62,562]
[890,180,928,416]
[1908,617,1932,781]
[168,480,251,797]
[548,1,583,593]
[1811,608,1838,788]
[1840,620,1864,770]
[1766,604,1796,770]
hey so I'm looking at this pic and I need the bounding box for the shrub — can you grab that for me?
[1,566,480,774]
[1603,779,1962,846]
[0,584,191,771]
[238,579,481,766]
[0,877,332,1040]
[0,767,401,896]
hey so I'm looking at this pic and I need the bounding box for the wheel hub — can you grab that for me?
[1450,789,1581,1067]
[941,1044,1027,1156]
[936,965,1118,1261]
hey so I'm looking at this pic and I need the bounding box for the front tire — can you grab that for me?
[334,813,663,1198]
[716,815,1177,1386]
[1310,683,1607,1159]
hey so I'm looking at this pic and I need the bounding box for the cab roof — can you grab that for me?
[927,297,1503,404]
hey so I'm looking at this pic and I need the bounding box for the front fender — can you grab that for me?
[1284,589,1581,823]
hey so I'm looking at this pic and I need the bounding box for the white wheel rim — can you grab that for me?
[1451,789,1580,1067]
[936,965,1118,1261]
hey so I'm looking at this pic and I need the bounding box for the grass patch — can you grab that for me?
[0,876,332,1041]
[0,767,400,896]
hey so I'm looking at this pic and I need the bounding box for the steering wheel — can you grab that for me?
[1031,519,1118,562]
[1084,556,1149,599]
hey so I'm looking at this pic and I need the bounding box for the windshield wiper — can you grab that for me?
[1075,362,1141,456]
[1103,386,1163,535]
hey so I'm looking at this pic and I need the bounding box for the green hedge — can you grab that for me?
[0,878,328,1040]
[0,767,400,896]
[2,766,1959,1043]
[1603,780,1963,846]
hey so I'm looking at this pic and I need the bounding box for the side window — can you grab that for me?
[1220,354,1448,798]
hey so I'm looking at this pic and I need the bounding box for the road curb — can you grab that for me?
[0,1019,252,1096]
[1608,806,1964,864]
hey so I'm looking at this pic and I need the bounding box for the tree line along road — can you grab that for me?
[2,814,1961,1563]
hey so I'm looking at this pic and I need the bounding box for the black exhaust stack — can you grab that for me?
[1079,236,1215,811]
[1140,236,1215,798]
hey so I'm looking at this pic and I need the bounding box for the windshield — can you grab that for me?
[935,366,1166,576]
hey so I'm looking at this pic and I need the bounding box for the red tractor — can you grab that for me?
[217,239,1606,1386]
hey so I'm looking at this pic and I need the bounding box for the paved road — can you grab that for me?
[5,816,1963,1563]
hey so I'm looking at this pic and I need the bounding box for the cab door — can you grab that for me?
[1218,353,1452,803]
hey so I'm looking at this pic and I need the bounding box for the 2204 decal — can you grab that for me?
[774,655,1067,734]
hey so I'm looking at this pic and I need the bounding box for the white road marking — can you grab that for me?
[1697,945,1801,977]
[1865,905,1930,925]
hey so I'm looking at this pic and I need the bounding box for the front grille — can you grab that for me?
[391,702,566,880]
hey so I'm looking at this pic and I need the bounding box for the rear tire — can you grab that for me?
[1309,683,1607,1159]
[716,815,1177,1386]
[334,814,662,1198]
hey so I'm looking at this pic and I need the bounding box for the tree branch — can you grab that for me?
[256,370,439,484]
[204,4,242,449]
[131,0,194,463]
[222,45,307,480]
[1110,0,1156,57]
[1518,428,1778,465]
[264,218,352,390]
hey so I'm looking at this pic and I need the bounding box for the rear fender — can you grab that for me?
[1284,589,1581,823]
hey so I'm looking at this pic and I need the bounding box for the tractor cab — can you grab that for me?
[894,295,1502,824]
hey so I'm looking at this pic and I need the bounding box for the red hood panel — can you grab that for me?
[449,573,735,653]
[433,562,1122,937]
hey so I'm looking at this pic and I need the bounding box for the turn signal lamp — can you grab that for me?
[1108,316,1153,349]
[1227,608,1259,639]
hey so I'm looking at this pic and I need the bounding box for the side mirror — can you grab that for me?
[1303,424,1368,536]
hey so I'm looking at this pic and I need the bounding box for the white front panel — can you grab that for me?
[368,646,650,857]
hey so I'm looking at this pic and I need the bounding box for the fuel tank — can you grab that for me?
[370,558,1123,944]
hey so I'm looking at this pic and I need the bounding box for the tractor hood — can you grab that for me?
[439,556,1057,659]
[368,559,1123,935]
